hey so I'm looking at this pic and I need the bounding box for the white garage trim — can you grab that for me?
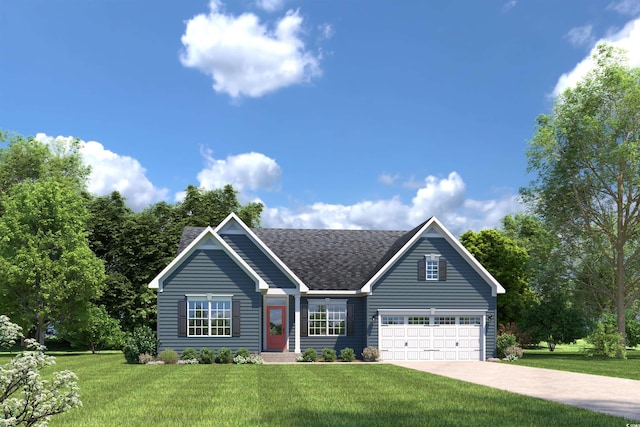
[377,310,487,362]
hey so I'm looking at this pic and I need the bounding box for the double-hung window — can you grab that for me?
[187,297,231,337]
[308,301,347,336]
[418,254,447,281]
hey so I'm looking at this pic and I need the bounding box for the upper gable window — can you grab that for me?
[418,255,447,281]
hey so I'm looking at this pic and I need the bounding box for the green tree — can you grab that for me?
[460,229,534,324]
[58,305,125,354]
[0,131,89,213]
[0,179,105,344]
[522,44,640,346]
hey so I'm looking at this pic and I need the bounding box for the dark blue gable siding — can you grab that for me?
[367,236,498,358]
[299,297,366,356]
[222,234,297,289]
[157,249,262,354]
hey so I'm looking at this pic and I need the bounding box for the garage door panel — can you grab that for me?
[379,315,483,361]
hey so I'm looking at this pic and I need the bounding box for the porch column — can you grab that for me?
[294,294,301,353]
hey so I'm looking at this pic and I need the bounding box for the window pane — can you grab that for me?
[426,259,439,280]
[308,305,327,335]
[327,305,346,336]
[188,301,209,336]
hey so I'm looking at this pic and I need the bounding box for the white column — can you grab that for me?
[294,294,301,353]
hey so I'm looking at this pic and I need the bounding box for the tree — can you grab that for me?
[460,229,534,324]
[0,315,82,425]
[0,131,89,214]
[58,305,125,354]
[522,44,640,346]
[0,179,105,344]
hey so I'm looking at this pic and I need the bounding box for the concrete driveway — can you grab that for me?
[391,361,640,421]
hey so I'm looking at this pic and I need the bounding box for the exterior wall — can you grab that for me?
[366,236,498,358]
[157,249,262,354]
[299,296,366,356]
[221,234,296,289]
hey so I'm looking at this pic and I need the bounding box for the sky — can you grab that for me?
[2,0,640,235]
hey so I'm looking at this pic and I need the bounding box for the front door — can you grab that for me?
[266,306,286,350]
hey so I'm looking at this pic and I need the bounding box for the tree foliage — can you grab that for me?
[0,315,82,425]
[522,44,640,344]
[58,305,125,354]
[460,229,534,324]
[0,179,105,344]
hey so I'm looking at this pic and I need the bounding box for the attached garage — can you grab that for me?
[378,313,484,361]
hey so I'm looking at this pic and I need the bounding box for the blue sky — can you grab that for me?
[2,0,640,234]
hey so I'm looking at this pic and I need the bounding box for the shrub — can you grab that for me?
[497,333,518,358]
[301,348,317,362]
[217,347,233,364]
[340,347,356,362]
[123,325,159,364]
[362,347,380,362]
[321,348,337,362]
[181,348,198,360]
[199,348,216,364]
[504,345,523,361]
[235,348,251,358]
[138,353,155,364]
[234,354,264,364]
[586,321,626,359]
[179,358,199,365]
[159,349,179,364]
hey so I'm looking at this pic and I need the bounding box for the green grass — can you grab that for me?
[0,352,632,426]
[515,343,640,380]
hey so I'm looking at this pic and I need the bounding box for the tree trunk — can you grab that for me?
[37,318,45,347]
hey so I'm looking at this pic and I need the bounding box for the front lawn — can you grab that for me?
[0,352,631,426]
[516,347,640,380]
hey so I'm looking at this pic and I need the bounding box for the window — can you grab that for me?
[434,316,455,325]
[408,316,430,325]
[308,303,347,336]
[381,316,405,325]
[459,316,481,325]
[188,298,231,337]
[418,255,446,281]
[426,258,439,280]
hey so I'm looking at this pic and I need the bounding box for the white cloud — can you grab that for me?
[565,25,595,47]
[502,0,517,12]
[607,0,640,16]
[35,134,168,210]
[256,0,284,12]
[180,0,322,98]
[196,149,282,192]
[552,18,640,96]
[378,173,399,185]
[262,171,522,235]
[318,23,334,40]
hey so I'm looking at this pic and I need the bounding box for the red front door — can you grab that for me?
[266,306,286,350]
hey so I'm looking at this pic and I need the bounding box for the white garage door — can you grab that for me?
[379,315,482,361]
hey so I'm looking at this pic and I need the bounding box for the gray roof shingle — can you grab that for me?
[176,222,430,291]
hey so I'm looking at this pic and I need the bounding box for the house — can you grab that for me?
[148,213,506,361]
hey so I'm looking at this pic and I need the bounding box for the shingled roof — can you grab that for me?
[176,223,430,291]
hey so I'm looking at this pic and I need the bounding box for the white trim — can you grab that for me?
[294,295,301,353]
[361,216,506,296]
[215,213,309,293]
[305,290,364,296]
[377,309,487,315]
[147,226,268,292]
[185,293,234,299]
[308,298,348,306]
[264,288,299,296]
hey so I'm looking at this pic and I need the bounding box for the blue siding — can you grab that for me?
[157,249,262,354]
[367,237,498,358]
[222,234,297,289]
[299,297,366,356]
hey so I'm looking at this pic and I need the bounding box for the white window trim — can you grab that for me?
[425,254,440,281]
[308,299,347,337]
[187,295,233,337]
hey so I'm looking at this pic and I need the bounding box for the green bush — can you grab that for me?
[217,347,233,364]
[362,347,380,362]
[340,347,356,362]
[301,348,317,362]
[504,345,523,361]
[235,348,251,358]
[234,354,264,364]
[159,349,179,364]
[497,333,517,358]
[321,348,337,362]
[586,321,626,359]
[122,325,159,364]
[199,348,216,364]
[181,348,198,360]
